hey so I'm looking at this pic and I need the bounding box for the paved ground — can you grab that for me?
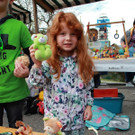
[3,82,135,135]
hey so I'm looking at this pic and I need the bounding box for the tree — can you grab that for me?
[37,6,56,34]
[14,0,56,34]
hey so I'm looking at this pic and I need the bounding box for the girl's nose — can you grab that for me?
[66,34,71,40]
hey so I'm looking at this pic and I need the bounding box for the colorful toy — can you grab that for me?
[119,48,124,55]
[43,117,65,135]
[121,44,129,57]
[118,48,126,58]
[15,121,32,135]
[128,46,135,57]
[0,132,13,135]
[31,33,52,61]
[89,28,98,42]
[15,54,30,67]
[38,90,44,101]
[37,101,44,115]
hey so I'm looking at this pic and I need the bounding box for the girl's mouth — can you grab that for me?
[64,44,72,48]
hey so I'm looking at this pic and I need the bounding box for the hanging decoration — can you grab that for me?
[114,30,119,39]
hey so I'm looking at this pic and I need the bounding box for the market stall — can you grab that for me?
[94,58,135,72]
[86,15,135,73]
[87,19,129,59]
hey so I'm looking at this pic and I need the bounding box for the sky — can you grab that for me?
[63,0,134,45]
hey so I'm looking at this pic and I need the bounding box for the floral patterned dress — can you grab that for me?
[28,56,94,131]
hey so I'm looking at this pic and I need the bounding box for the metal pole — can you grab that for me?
[32,0,38,33]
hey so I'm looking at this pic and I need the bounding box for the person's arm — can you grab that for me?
[84,105,92,120]
[83,78,94,120]
[28,65,44,88]
[120,33,126,48]
[23,47,34,70]
[28,45,51,88]
[14,21,33,78]
[120,30,131,48]
[28,62,51,89]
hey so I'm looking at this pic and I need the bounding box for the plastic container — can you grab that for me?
[93,93,125,114]
[94,88,118,97]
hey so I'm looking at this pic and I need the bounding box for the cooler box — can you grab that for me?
[93,93,125,114]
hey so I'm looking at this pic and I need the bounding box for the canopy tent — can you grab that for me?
[34,0,102,12]
[10,3,31,24]
[32,0,102,33]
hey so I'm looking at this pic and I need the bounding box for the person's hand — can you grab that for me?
[14,63,29,78]
[121,41,126,48]
[29,44,42,68]
[83,105,92,120]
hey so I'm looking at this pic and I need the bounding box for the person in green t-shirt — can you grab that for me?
[0,0,33,128]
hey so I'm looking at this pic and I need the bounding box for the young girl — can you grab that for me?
[28,11,94,135]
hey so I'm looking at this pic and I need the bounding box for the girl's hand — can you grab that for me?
[83,105,92,120]
[14,63,29,78]
[29,44,42,68]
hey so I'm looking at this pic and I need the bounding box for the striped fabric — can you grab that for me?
[11,0,102,23]
[35,0,102,12]
[12,3,31,24]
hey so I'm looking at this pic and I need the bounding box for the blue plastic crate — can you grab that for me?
[93,93,125,114]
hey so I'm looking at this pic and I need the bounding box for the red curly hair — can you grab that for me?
[47,12,94,84]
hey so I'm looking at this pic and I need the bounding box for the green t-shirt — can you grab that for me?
[0,17,33,103]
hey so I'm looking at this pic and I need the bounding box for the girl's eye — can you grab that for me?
[71,33,76,36]
[59,32,65,35]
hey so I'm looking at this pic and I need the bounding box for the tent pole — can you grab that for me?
[32,0,38,33]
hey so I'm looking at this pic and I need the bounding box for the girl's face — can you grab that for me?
[56,22,78,56]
